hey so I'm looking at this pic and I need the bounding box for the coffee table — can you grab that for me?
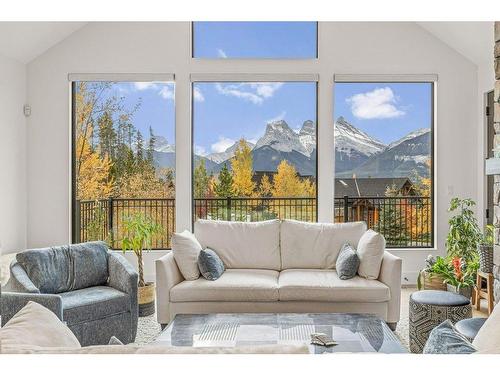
[153,313,407,353]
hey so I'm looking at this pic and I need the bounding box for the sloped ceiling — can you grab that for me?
[418,22,494,66]
[0,22,494,67]
[0,22,86,64]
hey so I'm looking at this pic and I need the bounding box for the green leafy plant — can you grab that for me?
[417,255,452,290]
[445,197,481,263]
[121,212,163,287]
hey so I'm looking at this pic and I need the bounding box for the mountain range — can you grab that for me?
[152,117,431,180]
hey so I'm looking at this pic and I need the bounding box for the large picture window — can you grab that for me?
[72,80,175,249]
[192,22,318,59]
[333,81,434,248]
[192,81,317,222]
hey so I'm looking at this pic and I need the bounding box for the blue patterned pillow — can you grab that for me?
[423,320,476,354]
[336,243,360,280]
[198,248,225,281]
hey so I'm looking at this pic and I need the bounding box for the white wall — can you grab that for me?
[0,54,26,254]
[26,22,480,283]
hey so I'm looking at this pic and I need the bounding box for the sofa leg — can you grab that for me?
[161,324,168,330]
[387,322,397,331]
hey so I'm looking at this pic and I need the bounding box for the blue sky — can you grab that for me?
[193,82,316,155]
[87,82,176,144]
[334,82,432,145]
[193,22,317,59]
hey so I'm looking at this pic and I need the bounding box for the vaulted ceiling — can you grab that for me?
[0,22,494,66]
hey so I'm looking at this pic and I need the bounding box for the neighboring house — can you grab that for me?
[334,177,416,226]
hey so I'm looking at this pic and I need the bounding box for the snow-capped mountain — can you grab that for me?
[386,128,430,150]
[154,135,175,153]
[254,120,309,156]
[299,120,316,156]
[206,140,255,164]
[334,117,385,157]
[338,128,431,179]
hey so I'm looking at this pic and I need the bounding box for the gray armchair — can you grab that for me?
[2,242,138,346]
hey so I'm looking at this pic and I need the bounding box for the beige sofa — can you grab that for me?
[156,220,402,328]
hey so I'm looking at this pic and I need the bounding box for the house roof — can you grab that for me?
[334,177,413,198]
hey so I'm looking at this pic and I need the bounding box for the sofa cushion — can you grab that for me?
[280,220,367,269]
[278,269,390,302]
[423,320,476,354]
[357,230,385,280]
[15,242,109,294]
[60,286,130,324]
[473,303,500,353]
[0,301,81,348]
[172,230,203,280]
[170,269,279,302]
[194,219,281,270]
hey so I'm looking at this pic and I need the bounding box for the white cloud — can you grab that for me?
[266,110,287,124]
[251,82,284,98]
[193,87,205,102]
[195,145,207,156]
[347,87,405,120]
[217,48,228,58]
[211,136,235,153]
[133,82,157,91]
[214,82,284,105]
[159,86,175,100]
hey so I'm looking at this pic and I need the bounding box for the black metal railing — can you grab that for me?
[76,195,432,249]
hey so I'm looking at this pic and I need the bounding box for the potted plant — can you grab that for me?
[121,212,163,317]
[445,198,481,264]
[417,255,448,291]
[442,257,478,299]
[478,224,494,273]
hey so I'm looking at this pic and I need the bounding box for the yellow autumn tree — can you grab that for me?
[408,160,432,242]
[118,167,174,199]
[259,174,273,197]
[272,160,314,197]
[231,139,255,197]
[76,127,114,200]
[75,82,114,200]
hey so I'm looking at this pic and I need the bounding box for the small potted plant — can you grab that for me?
[478,224,494,273]
[417,255,448,291]
[121,212,163,317]
[442,257,478,299]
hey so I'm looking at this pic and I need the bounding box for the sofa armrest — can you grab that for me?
[1,292,63,326]
[378,251,402,324]
[107,252,138,297]
[155,252,184,324]
[5,261,40,293]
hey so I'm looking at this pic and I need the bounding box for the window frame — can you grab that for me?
[190,74,320,226]
[69,74,176,248]
[191,21,319,60]
[332,75,437,249]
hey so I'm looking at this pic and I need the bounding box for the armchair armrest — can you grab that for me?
[107,252,138,297]
[378,251,402,324]
[1,292,63,326]
[155,252,183,324]
[4,261,40,293]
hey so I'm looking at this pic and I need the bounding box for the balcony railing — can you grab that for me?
[75,195,432,250]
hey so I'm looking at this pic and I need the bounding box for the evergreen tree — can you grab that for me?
[147,126,156,167]
[377,184,409,246]
[214,163,234,198]
[136,130,144,168]
[193,159,210,198]
[231,139,255,197]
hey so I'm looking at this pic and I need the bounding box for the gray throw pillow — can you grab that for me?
[198,248,225,281]
[336,243,360,280]
[423,320,476,354]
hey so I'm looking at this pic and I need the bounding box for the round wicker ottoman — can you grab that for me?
[409,290,472,353]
